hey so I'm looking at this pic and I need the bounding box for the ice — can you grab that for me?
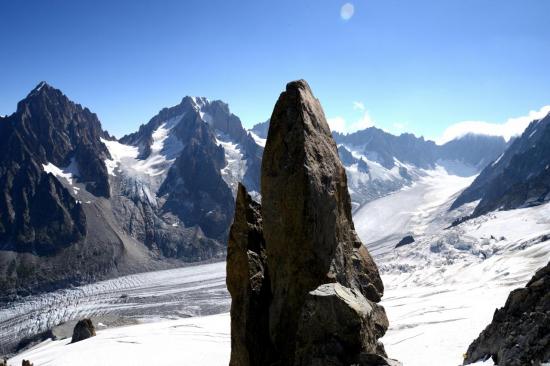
[29,82,46,97]
[339,144,431,209]
[354,166,550,366]
[42,158,81,194]
[0,262,229,354]
[42,160,77,185]
[102,115,184,180]
[200,110,213,124]
[131,122,182,177]
[380,239,549,366]
[354,168,475,256]
[36,82,46,91]
[101,115,184,196]
[491,152,504,166]
[191,96,210,108]
[345,146,405,182]
[189,97,214,125]
[6,149,550,366]
[100,138,139,176]
[249,131,266,147]
[216,132,247,195]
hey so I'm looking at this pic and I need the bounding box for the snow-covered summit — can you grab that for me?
[252,120,507,210]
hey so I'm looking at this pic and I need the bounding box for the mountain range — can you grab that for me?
[253,120,507,209]
[0,83,262,299]
[1,81,548,300]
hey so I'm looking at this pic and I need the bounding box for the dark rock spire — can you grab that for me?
[227,80,398,366]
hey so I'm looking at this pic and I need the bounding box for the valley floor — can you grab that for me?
[4,169,550,366]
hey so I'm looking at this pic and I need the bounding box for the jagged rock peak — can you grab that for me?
[228,80,398,366]
[27,81,58,96]
[263,78,384,299]
[24,81,71,106]
[29,80,50,93]
[226,184,273,366]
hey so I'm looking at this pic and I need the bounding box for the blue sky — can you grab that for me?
[1,0,550,141]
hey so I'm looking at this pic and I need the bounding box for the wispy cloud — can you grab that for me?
[353,101,365,111]
[349,111,374,131]
[340,3,355,20]
[327,111,374,133]
[438,105,550,144]
[327,116,347,133]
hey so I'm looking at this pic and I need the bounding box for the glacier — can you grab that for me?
[4,167,550,365]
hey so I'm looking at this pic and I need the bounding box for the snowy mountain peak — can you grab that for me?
[252,119,507,210]
[25,81,60,100]
[30,80,48,92]
[34,80,47,91]
[189,95,210,106]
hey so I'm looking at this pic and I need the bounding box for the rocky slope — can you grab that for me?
[464,261,550,366]
[0,83,151,300]
[0,83,263,300]
[452,112,550,218]
[0,82,111,256]
[227,80,399,366]
[108,95,260,259]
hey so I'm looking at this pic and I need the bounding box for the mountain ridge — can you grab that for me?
[253,121,507,209]
[452,112,550,218]
[0,82,264,300]
[0,81,531,301]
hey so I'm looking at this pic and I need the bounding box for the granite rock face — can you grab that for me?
[294,283,390,366]
[0,82,110,255]
[0,83,154,303]
[464,261,550,366]
[227,80,397,366]
[226,184,273,366]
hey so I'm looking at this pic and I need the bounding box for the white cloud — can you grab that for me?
[327,116,347,133]
[438,105,550,144]
[353,101,365,111]
[327,111,374,134]
[340,3,355,20]
[349,111,374,131]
